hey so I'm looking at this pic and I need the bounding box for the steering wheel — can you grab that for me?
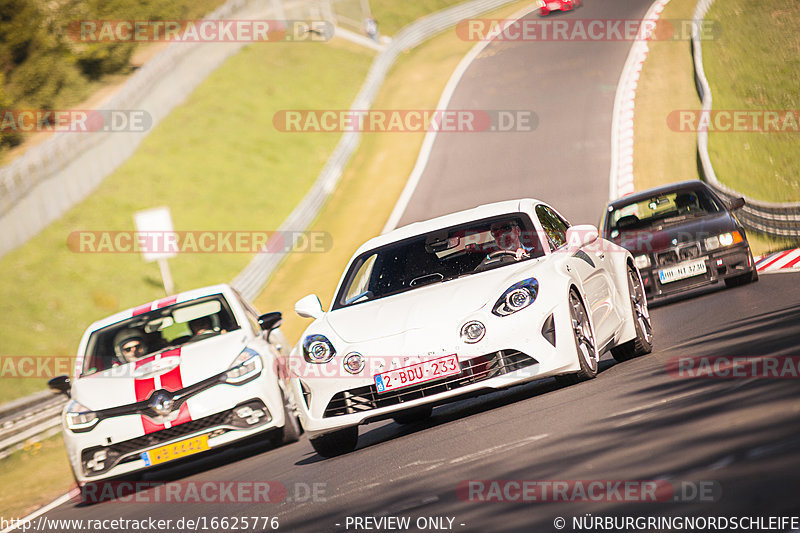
[487,249,518,260]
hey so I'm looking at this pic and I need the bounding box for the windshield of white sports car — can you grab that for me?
[333,214,543,309]
[80,294,240,376]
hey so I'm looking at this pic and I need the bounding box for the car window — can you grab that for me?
[606,187,723,238]
[81,294,240,376]
[233,289,263,336]
[536,205,569,250]
[344,254,378,304]
[333,213,544,309]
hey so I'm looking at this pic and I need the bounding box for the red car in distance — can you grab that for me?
[538,0,582,16]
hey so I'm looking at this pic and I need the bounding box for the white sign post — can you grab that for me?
[133,206,178,296]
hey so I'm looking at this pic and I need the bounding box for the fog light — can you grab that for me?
[236,405,266,425]
[236,406,254,418]
[461,321,486,344]
[343,352,365,374]
[634,255,651,269]
[87,450,106,472]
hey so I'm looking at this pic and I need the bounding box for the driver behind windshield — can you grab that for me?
[489,221,530,261]
[114,328,147,364]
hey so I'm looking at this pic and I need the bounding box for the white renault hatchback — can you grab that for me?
[49,284,301,488]
[290,199,652,457]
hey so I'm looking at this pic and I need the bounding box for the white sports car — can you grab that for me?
[48,284,302,489]
[290,199,652,457]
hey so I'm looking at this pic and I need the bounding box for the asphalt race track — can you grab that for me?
[397,1,642,226]
[29,1,800,532]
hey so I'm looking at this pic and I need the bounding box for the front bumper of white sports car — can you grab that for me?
[64,376,285,486]
[291,301,582,437]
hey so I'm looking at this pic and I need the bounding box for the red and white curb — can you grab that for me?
[755,248,800,273]
[609,0,671,199]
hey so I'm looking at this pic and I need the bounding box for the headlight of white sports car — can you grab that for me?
[223,347,263,384]
[303,334,336,364]
[65,400,98,432]
[492,278,539,316]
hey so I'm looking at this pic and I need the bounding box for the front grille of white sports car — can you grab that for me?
[80,399,271,476]
[322,350,537,418]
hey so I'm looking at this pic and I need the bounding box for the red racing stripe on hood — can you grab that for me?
[159,348,183,391]
[142,416,166,434]
[134,377,155,402]
[171,402,192,427]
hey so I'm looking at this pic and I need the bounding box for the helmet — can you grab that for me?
[113,327,145,359]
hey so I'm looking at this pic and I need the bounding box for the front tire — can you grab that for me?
[555,290,598,385]
[611,265,653,362]
[279,397,302,444]
[310,427,359,458]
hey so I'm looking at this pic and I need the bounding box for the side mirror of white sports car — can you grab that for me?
[566,224,599,250]
[295,294,324,319]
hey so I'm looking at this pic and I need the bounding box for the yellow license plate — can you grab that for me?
[141,434,209,466]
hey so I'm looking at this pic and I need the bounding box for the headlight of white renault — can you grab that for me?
[303,334,336,364]
[492,278,539,316]
[224,347,263,384]
[65,401,98,432]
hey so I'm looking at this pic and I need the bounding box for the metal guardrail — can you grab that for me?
[231,0,518,300]
[0,390,67,460]
[0,0,282,259]
[692,0,800,238]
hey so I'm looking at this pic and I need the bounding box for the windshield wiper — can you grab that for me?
[409,273,444,287]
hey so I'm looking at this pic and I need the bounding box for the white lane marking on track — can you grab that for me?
[447,433,549,465]
[382,3,543,233]
[605,388,716,419]
[707,454,735,470]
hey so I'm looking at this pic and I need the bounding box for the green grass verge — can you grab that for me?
[0,433,74,518]
[633,0,795,255]
[703,0,800,203]
[0,40,374,404]
[372,0,472,35]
